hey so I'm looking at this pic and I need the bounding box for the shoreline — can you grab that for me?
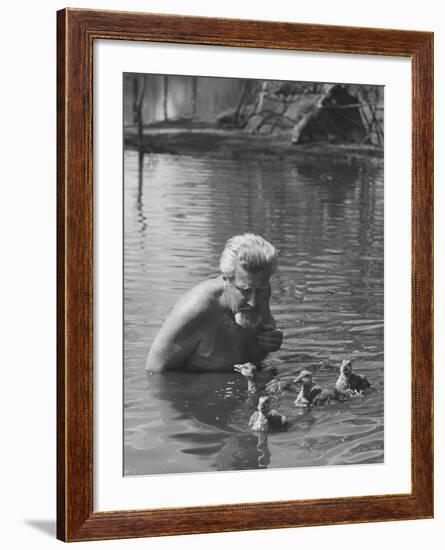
[124,126,383,162]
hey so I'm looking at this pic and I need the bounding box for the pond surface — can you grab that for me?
[124,149,384,476]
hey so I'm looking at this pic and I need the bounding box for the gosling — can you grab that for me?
[234,362,258,394]
[335,359,371,395]
[294,370,349,406]
[248,396,288,432]
[294,370,323,407]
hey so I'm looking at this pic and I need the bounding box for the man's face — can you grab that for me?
[226,263,271,314]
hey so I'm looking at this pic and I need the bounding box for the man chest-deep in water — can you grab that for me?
[145,234,283,373]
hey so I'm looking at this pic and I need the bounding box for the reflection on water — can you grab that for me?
[124,150,384,475]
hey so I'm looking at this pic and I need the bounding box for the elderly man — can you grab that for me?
[145,233,283,372]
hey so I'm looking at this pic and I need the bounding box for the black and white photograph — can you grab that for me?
[123,73,384,476]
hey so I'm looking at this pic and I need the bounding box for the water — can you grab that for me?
[124,149,384,476]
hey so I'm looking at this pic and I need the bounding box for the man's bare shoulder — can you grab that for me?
[170,277,222,322]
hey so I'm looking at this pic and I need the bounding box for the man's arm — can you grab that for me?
[145,291,209,372]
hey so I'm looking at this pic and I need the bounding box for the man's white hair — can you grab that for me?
[219,233,277,280]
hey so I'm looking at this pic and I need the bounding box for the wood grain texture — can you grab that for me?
[57,8,434,542]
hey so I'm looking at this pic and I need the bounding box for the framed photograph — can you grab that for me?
[57,8,433,542]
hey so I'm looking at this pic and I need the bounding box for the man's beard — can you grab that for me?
[234,310,261,329]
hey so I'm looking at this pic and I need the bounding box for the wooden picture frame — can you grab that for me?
[57,8,433,542]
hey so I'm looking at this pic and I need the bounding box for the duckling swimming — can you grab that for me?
[234,362,258,394]
[335,359,371,395]
[234,363,295,397]
[294,369,349,406]
[248,396,287,432]
[293,370,323,407]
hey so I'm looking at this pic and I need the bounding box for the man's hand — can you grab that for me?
[257,325,283,352]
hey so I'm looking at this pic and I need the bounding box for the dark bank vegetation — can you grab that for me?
[124,74,383,159]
